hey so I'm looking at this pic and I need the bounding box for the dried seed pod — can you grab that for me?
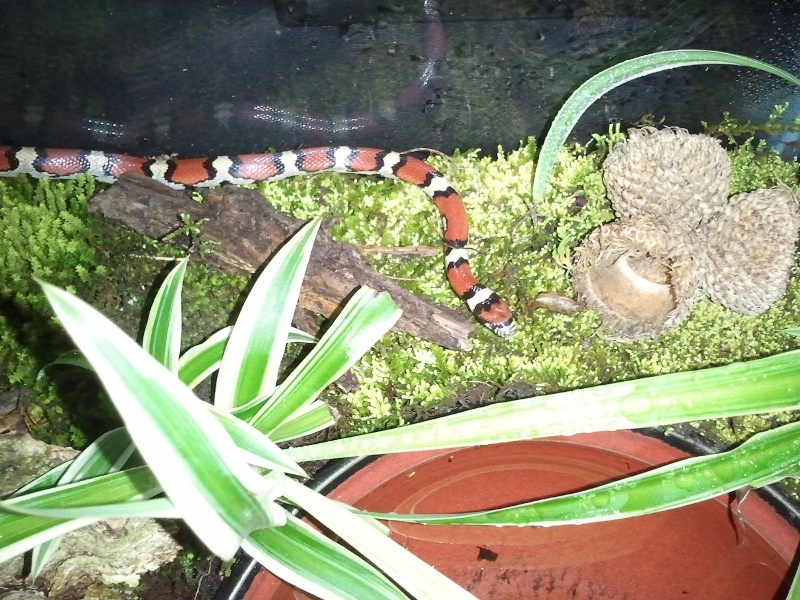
[578,127,797,339]
[603,128,731,228]
[571,219,701,341]
[694,187,800,314]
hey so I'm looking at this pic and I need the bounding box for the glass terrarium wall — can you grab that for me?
[0,0,798,157]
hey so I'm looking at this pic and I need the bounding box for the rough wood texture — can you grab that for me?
[88,173,475,350]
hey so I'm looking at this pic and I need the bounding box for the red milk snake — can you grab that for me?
[0,145,516,336]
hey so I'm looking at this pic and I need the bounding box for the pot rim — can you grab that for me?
[215,428,800,600]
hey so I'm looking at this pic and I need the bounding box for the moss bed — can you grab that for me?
[1,128,799,450]
[2,123,800,599]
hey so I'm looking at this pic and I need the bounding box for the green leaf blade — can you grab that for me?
[281,478,477,599]
[532,50,800,202]
[208,407,307,476]
[178,326,316,390]
[0,466,161,563]
[142,258,188,371]
[269,401,336,443]
[216,219,321,409]
[365,420,800,526]
[244,514,408,600]
[287,350,800,461]
[27,427,135,577]
[250,288,401,434]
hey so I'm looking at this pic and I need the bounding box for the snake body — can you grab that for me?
[0,144,515,336]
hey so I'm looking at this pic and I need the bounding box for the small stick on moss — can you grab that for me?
[359,244,439,257]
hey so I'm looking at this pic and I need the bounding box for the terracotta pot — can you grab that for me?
[226,430,800,599]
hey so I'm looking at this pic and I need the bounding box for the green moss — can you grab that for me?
[4,122,800,448]
[0,175,247,446]
[0,176,102,305]
[252,130,800,438]
[0,176,109,445]
[728,138,799,194]
[705,103,800,144]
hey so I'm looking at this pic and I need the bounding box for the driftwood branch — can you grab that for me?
[88,173,475,350]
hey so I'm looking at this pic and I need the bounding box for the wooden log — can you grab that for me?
[88,173,475,350]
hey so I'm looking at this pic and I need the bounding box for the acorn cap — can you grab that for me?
[577,128,799,340]
[603,128,731,228]
[694,187,800,314]
[571,218,702,341]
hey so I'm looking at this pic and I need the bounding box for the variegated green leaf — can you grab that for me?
[287,350,800,461]
[364,420,800,526]
[2,497,177,520]
[142,258,188,371]
[216,219,321,409]
[27,427,135,577]
[0,466,161,563]
[281,478,476,599]
[243,513,408,600]
[269,401,336,444]
[178,326,316,390]
[207,406,306,476]
[250,288,401,434]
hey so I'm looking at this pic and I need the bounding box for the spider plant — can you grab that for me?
[2,218,800,599]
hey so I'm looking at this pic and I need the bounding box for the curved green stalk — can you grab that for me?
[531,50,800,202]
[286,349,800,461]
[362,420,800,525]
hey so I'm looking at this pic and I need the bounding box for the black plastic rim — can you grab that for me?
[213,455,377,600]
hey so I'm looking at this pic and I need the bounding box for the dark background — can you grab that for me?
[0,0,798,157]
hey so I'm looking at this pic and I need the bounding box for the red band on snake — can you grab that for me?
[0,145,516,337]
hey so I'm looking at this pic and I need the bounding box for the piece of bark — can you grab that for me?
[0,432,180,596]
[88,173,475,350]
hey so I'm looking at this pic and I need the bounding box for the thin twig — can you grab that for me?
[359,244,439,257]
